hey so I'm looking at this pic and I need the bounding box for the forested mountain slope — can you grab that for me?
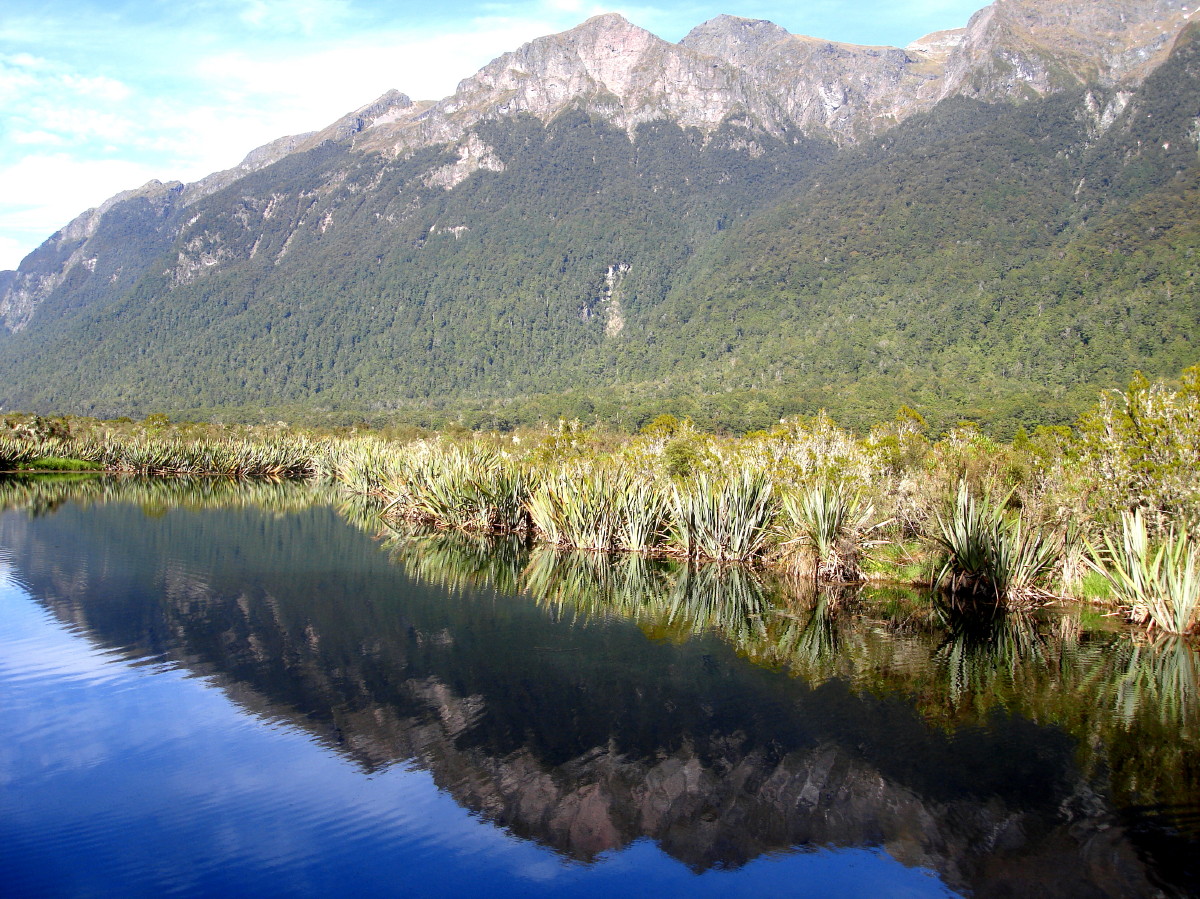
[0,3,1196,433]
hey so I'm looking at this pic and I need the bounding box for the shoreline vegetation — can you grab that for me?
[2,367,1197,634]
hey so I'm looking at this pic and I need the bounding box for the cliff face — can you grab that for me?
[358,0,1197,156]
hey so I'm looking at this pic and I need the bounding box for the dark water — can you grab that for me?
[1,478,1198,897]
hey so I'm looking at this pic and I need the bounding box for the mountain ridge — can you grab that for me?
[0,1,1196,433]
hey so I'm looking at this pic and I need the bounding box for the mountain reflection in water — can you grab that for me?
[1,476,1197,897]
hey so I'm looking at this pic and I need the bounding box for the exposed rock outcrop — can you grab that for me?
[2,0,1195,333]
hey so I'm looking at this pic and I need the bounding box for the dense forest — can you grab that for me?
[0,25,1198,435]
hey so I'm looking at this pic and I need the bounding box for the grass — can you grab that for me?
[1078,569,1115,603]
[862,539,930,584]
[24,457,98,471]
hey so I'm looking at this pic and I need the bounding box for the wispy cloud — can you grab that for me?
[235,0,354,34]
[0,152,164,227]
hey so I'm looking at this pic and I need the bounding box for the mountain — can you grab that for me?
[0,0,1197,434]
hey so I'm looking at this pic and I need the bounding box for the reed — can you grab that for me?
[1088,510,1200,634]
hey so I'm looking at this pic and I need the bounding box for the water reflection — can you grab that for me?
[378,522,1200,894]
[1,478,1197,896]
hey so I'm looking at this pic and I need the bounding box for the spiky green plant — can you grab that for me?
[0,436,37,469]
[387,444,532,533]
[527,477,569,546]
[528,468,666,552]
[781,480,876,582]
[556,471,624,550]
[615,475,668,552]
[1088,510,1200,634]
[668,469,777,561]
[931,483,1060,604]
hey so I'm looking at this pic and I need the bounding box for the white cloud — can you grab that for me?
[9,129,66,145]
[59,72,133,102]
[236,0,353,34]
[0,234,33,271]
[0,154,164,268]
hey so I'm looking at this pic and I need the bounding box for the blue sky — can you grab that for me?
[0,0,986,270]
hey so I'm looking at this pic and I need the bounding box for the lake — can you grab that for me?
[1,477,1197,897]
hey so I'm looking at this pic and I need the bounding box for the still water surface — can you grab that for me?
[1,478,1197,897]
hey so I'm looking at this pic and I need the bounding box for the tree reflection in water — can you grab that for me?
[2,477,1198,895]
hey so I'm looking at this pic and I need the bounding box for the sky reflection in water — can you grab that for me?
[0,505,958,899]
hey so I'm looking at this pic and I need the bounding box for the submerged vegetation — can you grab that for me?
[2,366,1198,633]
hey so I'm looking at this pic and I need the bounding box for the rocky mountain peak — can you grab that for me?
[937,0,1197,100]
[271,1,1200,160]
[356,12,741,153]
[679,15,792,64]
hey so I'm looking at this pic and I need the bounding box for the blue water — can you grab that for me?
[0,569,953,898]
[2,486,1194,897]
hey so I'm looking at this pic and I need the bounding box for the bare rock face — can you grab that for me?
[679,16,946,141]
[355,0,1198,159]
[936,0,1197,102]
[357,13,755,155]
[3,0,1197,332]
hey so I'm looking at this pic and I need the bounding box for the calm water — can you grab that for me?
[1,477,1197,897]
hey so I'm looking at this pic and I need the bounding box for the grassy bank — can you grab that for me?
[3,366,1198,632]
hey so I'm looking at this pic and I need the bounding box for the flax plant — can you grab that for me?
[616,475,669,552]
[1088,510,1200,634]
[0,435,37,469]
[931,483,1060,604]
[781,480,877,582]
[668,469,777,561]
[388,444,533,533]
[528,470,623,550]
